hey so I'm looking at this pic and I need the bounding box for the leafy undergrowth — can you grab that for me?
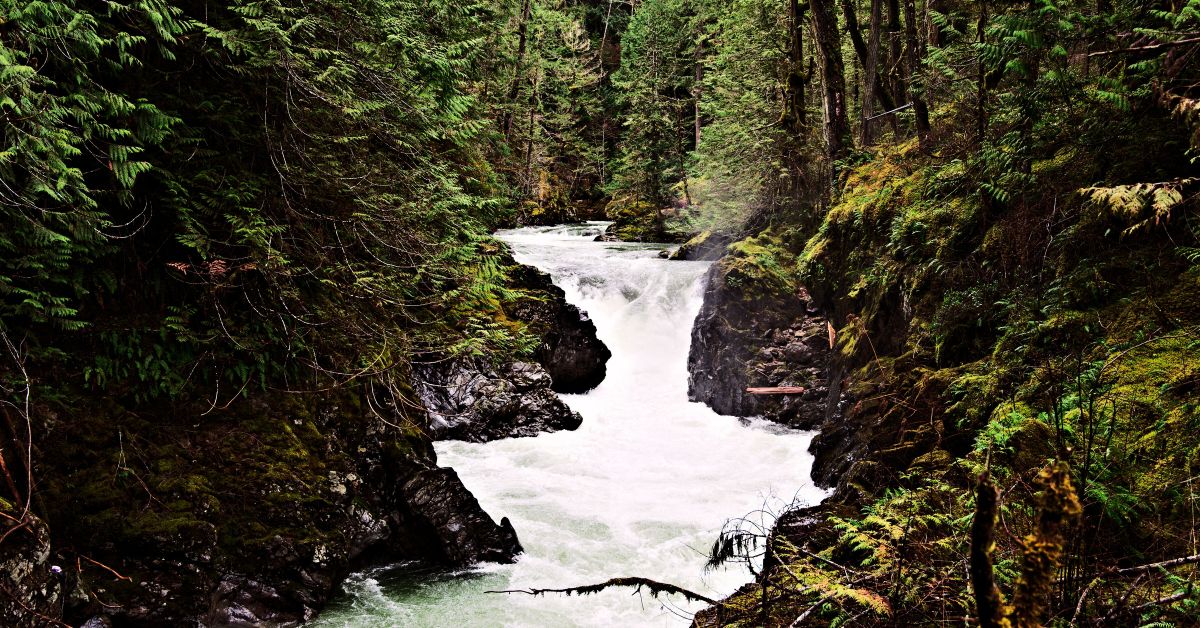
[699,116,1200,626]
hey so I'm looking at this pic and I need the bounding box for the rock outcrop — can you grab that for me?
[32,391,521,627]
[668,230,735,261]
[688,257,840,430]
[507,263,610,393]
[0,507,64,627]
[413,358,582,442]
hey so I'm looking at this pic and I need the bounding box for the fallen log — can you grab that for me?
[745,386,806,395]
[487,576,719,605]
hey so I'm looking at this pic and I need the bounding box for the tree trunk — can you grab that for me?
[886,0,903,135]
[867,0,885,144]
[842,0,897,144]
[928,0,948,48]
[904,0,931,147]
[975,0,988,149]
[694,40,703,150]
[811,0,854,169]
[523,73,539,195]
[503,0,533,140]
[786,0,808,133]
[970,473,1007,628]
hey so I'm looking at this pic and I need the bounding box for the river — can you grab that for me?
[314,222,827,627]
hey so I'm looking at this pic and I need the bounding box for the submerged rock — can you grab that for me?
[414,357,582,442]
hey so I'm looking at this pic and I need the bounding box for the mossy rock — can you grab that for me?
[602,197,685,242]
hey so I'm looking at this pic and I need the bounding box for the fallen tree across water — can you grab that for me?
[487,576,719,605]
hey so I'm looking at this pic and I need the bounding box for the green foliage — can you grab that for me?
[2,0,537,403]
[607,0,700,204]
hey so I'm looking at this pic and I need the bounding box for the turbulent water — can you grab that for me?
[316,222,827,627]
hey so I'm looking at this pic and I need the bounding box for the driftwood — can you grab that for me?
[487,576,719,605]
[746,386,807,395]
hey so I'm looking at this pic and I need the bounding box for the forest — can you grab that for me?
[2,0,1200,626]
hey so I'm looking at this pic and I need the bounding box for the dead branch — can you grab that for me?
[487,576,719,605]
[1089,36,1200,57]
[789,593,836,626]
[1115,552,1200,575]
[78,554,132,581]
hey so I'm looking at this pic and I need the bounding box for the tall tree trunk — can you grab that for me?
[867,0,886,144]
[904,0,931,147]
[928,0,947,48]
[971,473,1007,628]
[694,40,703,150]
[811,0,854,172]
[975,0,988,149]
[523,73,539,195]
[886,0,904,135]
[503,0,533,140]
[842,0,897,144]
[786,0,808,133]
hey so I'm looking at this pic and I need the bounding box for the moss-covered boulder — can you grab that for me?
[668,229,735,261]
[600,197,686,242]
[0,504,64,627]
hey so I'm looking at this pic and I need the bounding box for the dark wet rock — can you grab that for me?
[688,262,840,430]
[0,508,64,627]
[414,357,582,442]
[38,390,522,627]
[508,263,610,393]
[592,231,620,242]
[399,467,522,563]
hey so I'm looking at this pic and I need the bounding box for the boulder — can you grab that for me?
[38,391,522,627]
[0,507,64,627]
[414,358,582,442]
[508,263,610,393]
[687,260,839,429]
[668,230,736,261]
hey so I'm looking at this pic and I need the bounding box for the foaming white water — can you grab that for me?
[315,222,827,627]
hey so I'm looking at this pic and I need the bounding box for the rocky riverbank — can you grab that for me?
[28,391,522,628]
[5,252,609,627]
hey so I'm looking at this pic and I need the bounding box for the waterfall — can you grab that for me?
[316,222,827,627]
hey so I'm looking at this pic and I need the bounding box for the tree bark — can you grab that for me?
[842,0,897,144]
[970,473,1007,628]
[694,39,703,150]
[502,0,533,140]
[904,0,931,147]
[975,0,988,149]
[786,0,809,133]
[886,0,903,135]
[811,0,854,169]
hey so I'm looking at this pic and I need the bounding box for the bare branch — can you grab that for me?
[487,576,719,605]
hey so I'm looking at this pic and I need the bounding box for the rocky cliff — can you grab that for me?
[33,391,520,627]
[506,262,610,394]
[687,235,841,431]
[413,358,582,442]
[5,254,609,627]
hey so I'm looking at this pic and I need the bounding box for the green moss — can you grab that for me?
[720,232,796,295]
